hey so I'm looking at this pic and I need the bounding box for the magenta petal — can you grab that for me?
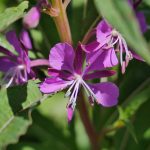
[83,70,116,80]
[0,46,15,57]
[81,41,101,53]
[23,7,41,29]
[88,82,119,107]
[48,68,74,80]
[0,56,16,72]
[6,31,23,56]
[20,29,32,49]
[49,43,75,73]
[85,48,118,73]
[96,20,112,44]
[67,107,74,123]
[48,68,60,76]
[74,43,84,74]
[131,50,144,61]
[40,77,73,94]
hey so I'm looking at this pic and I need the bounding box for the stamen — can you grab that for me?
[65,79,77,97]
[81,79,97,101]
[119,38,123,66]
[67,81,80,109]
[0,64,28,88]
[111,37,119,46]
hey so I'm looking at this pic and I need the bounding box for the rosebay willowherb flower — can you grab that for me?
[40,43,119,122]
[0,31,35,88]
[82,19,144,74]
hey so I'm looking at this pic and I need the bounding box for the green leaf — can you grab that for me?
[124,120,138,143]
[122,81,150,119]
[0,80,42,149]
[112,83,150,142]
[0,1,28,32]
[143,0,150,6]
[94,0,150,65]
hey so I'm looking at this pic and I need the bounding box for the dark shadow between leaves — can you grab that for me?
[7,83,27,114]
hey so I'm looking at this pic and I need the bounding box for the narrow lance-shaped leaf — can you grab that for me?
[0,80,42,149]
[112,82,150,142]
[0,1,28,32]
[94,0,150,65]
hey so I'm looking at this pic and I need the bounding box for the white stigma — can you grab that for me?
[17,65,25,70]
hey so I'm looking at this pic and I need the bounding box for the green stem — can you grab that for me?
[51,0,72,44]
[78,91,100,150]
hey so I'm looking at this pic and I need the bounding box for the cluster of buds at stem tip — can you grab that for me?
[41,0,71,17]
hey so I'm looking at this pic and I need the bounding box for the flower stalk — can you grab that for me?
[51,0,72,44]
[30,59,49,67]
[78,90,100,150]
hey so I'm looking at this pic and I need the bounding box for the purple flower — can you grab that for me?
[40,43,119,122]
[0,31,34,88]
[82,19,143,74]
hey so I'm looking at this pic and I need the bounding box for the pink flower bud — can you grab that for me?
[23,7,41,29]
[20,29,32,49]
[67,107,74,123]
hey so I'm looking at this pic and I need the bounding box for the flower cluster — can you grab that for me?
[0,0,147,122]
[82,19,143,74]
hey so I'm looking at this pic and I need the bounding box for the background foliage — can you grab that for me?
[0,0,150,150]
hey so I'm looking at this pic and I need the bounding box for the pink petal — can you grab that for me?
[131,50,144,61]
[96,20,112,44]
[0,56,16,72]
[74,43,84,74]
[85,48,118,73]
[48,68,74,80]
[6,31,23,56]
[88,82,119,107]
[81,41,101,53]
[49,43,75,73]
[0,46,15,57]
[40,77,73,94]
[83,70,116,80]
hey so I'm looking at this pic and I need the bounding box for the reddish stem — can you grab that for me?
[78,91,100,150]
[51,0,72,44]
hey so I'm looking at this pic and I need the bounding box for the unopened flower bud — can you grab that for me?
[20,29,32,49]
[23,7,41,29]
